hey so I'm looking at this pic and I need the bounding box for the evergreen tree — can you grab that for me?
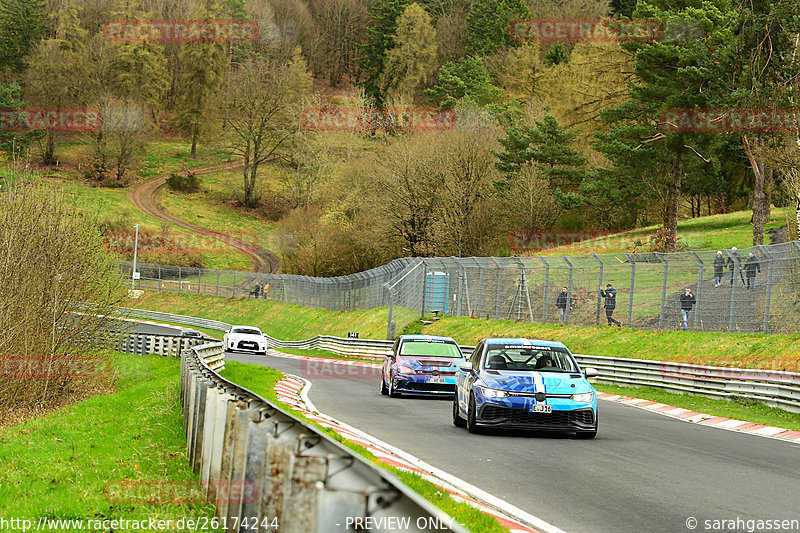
[0,83,42,160]
[356,0,411,104]
[380,3,438,103]
[0,0,47,73]
[464,0,529,56]
[425,56,501,108]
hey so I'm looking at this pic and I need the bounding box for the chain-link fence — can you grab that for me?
[122,241,800,337]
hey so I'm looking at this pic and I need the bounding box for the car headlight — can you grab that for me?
[477,386,509,398]
[397,364,415,375]
[571,391,595,403]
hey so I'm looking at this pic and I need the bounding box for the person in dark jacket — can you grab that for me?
[713,251,725,287]
[679,287,696,330]
[726,247,744,286]
[743,252,761,289]
[555,286,571,324]
[600,283,621,326]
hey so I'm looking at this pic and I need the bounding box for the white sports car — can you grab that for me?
[223,325,267,355]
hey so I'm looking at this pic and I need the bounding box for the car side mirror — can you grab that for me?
[583,367,599,379]
[459,362,473,372]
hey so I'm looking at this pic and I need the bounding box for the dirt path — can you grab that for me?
[129,161,281,273]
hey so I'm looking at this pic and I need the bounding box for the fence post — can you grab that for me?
[562,256,573,325]
[690,251,703,331]
[725,249,739,331]
[233,271,236,298]
[538,256,549,323]
[215,270,219,297]
[624,253,635,327]
[591,253,603,326]
[758,245,774,333]
[179,266,183,293]
[656,252,668,329]
[475,258,484,319]
[158,264,162,292]
[492,258,502,320]
[455,260,463,317]
[197,269,201,295]
[421,263,428,318]
[385,283,394,340]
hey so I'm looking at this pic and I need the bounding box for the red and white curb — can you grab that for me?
[270,356,564,533]
[597,393,800,443]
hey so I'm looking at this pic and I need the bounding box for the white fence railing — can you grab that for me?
[180,343,467,533]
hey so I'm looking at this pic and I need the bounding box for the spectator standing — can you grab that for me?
[726,247,743,286]
[251,282,260,299]
[600,283,621,326]
[679,287,696,331]
[713,251,725,287]
[555,287,571,324]
[743,252,761,289]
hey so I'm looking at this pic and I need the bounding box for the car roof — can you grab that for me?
[482,337,568,349]
[399,334,458,343]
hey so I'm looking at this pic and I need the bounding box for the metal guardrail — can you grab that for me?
[114,306,232,332]
[263,335,800,413]
[180,343,467,533]
[113,333,225,371]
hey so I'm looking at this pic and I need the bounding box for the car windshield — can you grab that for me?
[400,340,462,358]
[483,344,578,372]
[232,328,261,335]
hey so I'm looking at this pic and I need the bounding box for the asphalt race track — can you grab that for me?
[230,352,800,533]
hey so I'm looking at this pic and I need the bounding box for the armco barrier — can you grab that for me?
[180,342,467,533]
[110,332,225,370]
[263,334,800,413]
[114,306,232,332]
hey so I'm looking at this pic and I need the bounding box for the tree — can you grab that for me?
[0,83,42,161]
[24,4,89,165]
[502,162,561,230]
[715,0,800,245]
[307,0,369,86]
[356,0,411,103]
[495,113,587,200]
[224,50,312,207]
[0,0,47,73]
[109,42,169,122]
[174,0,226,159]
[380,3,438,103]
[464,0,529,56]
[425,56,502,108]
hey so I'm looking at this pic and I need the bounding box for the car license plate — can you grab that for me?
[428,376,445,384]
[530,404,552,413]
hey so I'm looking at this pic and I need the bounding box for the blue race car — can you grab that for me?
[453,338,599,438]
[380,335,465,398]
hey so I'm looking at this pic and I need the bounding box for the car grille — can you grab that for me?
[480,405,594,426]
[236,340,260,351]
[398,381,455,392]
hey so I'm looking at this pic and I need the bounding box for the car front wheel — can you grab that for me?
[388,374,400,398]
[452,393,466,427]
[466,393,479,434]
[380,372,389,396]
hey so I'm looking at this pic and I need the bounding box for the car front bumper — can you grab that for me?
[393,375,457,395]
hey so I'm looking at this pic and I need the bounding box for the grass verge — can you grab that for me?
[220,361,509,533]
[595,383,800,431]
[0,352,218,530]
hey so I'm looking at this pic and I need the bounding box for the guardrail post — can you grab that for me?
[690,251,703,330]
[758,245,774,333]
[624,253,635,327]
[656,252,668,329]
[538,256,549,322]
[591,253,603,325]
[562,256,573,325]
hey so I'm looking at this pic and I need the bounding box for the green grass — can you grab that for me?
[123,292,419,341]
[595,383,800,431]
[534,208,790,256]
[220,360,508,533]
[0,352,218,529]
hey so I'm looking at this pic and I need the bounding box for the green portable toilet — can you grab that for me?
[425,271,450,314]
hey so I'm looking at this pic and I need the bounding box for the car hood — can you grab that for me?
[395,355,462,370]
[480,370,591,393]
[228,333,264,342]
